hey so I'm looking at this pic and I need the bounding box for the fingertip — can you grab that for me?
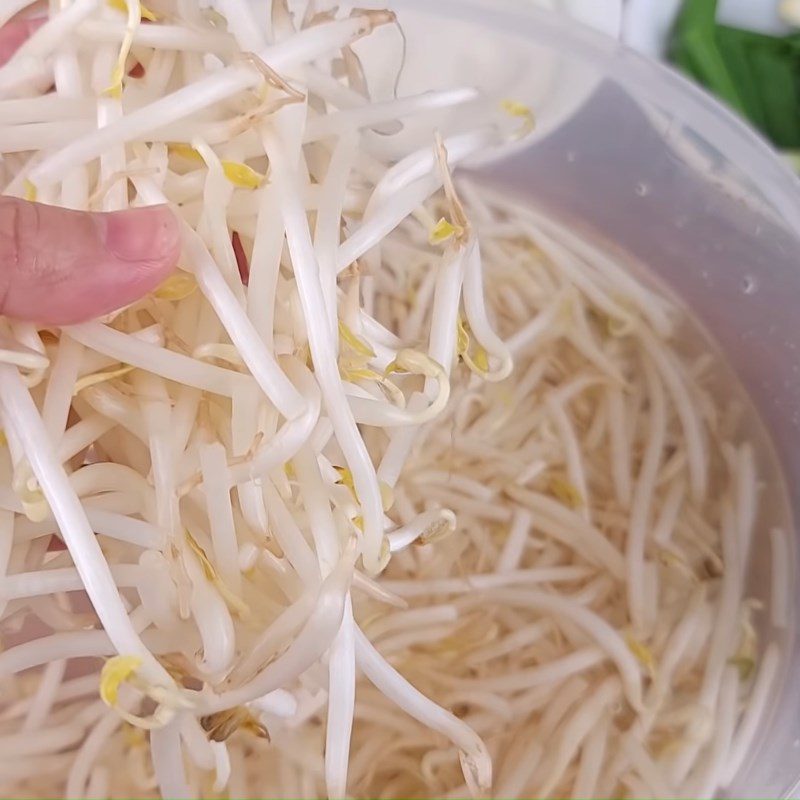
[102,205,181,270]
[92,205,181,310]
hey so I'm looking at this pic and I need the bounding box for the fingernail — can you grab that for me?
[102,206,179,263]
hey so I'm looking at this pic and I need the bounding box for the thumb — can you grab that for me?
[0,199,181,325]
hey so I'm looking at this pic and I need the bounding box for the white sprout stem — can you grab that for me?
[650,589,708,714]
[606,385,632,508]
[0,0,100,97]
[21,658,66,732]
[337,129,498,272]
[325,595,356,800]
[78,19,235,52]
[134,372,177,539]
[0,618,172,675]
[184,547,236,676]
[226,360,320,484]
[689,666,738,799]
[293,447,342,575]
[462,241,513,380]
[74,385,147,446]
[518,222,636,332]
[41,334,84,445]
[184,224,304,419]
[626,357,666,635]
[215,0,268,50]
[211,743,231,792]
[668,505,742,787]
[699,502,742,711]
[315,131,359,342]
[427,244,466,386]
[0,365,172,686]
[376,394,430,487]
[0,121,95,153]
[353,625,492,796]
[466,620,552,667]
[202,545,355,712]
[97,92,127,213]
[247,186,284,350]
[770,527,790,628]
[493,739,543,798]
[366,605,459,641]
[506,292,564,356]
[229,595,313,687]
[29,15,384,185]
[68,323,251,397]
[262,126,385,572]
[484,588,642,710]
[231,388,267,534]
[262,480,320,587]
[496,508,533,573]
[151,720,195,800]
[199,443,242,593]
[378,567,593,599]
[480,184,675,335]
[303,87,479,143]
[337,172,439,273]
[545,392,591,523]
[620,733,676,798]
[735,443,757,582]
[136,550,181,634]
[0,702,105,758]
[504,486,625,578]
[346,378,450,428]
[538,677,621,798]
[0,563,142,599]
[0,96,94,123]
[652,478,685,546]
[65,710,121,800]
[721,642,780,786]
[640,329,708,502]
[351,570,406,607]
[572,719,609,799]
[387,508,456,553]
[191,140,240,291]
[16,508,159,549]
[367,127,497,214]
[166,374,201,457]
[180,713,217,773]
[0,674,96,723]
[248,689,298,718]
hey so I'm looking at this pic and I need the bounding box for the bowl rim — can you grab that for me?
[389,0,800,241]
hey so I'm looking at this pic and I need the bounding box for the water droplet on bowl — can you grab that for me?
[635,182,649,197]
[740,275,758,295]
[566,151,576,163]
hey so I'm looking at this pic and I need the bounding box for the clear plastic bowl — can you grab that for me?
[379,0,800,796]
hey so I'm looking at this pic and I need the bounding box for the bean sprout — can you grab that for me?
[0,2,788,798]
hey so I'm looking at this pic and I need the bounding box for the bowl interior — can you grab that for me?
[382,1,800,795]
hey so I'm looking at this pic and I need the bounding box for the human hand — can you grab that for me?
[0,17,181,326]
[0,199,181,324]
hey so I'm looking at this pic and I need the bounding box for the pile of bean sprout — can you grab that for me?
[0,1,790,798]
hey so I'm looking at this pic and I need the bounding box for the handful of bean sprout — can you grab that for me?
[0,1,789,798]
